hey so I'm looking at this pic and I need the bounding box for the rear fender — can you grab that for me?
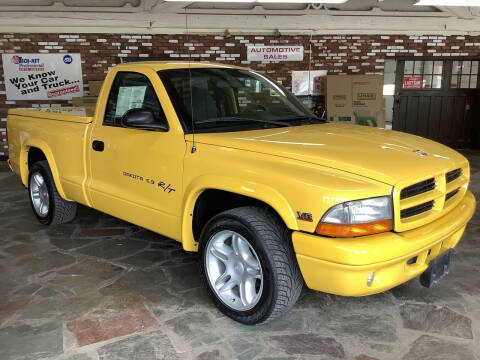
[20,140,68,200]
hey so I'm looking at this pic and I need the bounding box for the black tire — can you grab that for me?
[28,160,77,225]
[199,206,303,325]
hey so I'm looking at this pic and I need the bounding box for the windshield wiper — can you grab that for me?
[282,115,326,124]
[196,117,289,127]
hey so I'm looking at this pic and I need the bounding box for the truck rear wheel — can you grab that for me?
[199,206,303,324]
[28,160,77,225]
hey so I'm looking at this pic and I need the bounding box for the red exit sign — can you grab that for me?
[403,75,423,89]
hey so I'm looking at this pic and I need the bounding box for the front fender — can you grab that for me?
[181,174,298,252]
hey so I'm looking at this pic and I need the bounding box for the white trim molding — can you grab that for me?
[0,0,479,35]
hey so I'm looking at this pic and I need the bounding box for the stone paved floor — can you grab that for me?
[0,151,479,360]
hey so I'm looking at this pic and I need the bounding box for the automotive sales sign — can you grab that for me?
[247,46,303,62]
[1,53,83,100]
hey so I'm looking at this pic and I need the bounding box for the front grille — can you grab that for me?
[445,188,460,201]
[400,178,435,199]
[394,166,468,231]
[446,168,462,183]
[401,200,435,219]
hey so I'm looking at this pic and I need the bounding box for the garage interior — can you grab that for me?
[0,0,480,359]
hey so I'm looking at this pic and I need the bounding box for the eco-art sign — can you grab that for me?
[247,46,304,61]
[1,53,83,100]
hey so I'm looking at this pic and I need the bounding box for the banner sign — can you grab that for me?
[292,70,327,95]
[403,75,423,89]
[2,53,83,100]
[247,46,303,62]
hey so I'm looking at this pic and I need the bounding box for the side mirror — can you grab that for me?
[121,108,168,131]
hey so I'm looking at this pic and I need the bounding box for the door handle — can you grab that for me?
[92,140,104,152]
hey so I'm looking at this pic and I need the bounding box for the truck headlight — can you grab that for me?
[316,196,393,237]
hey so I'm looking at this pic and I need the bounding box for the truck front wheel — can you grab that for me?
[199,206,303,324]
[28,160,77,225]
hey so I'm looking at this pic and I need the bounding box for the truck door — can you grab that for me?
[87,69,186,240]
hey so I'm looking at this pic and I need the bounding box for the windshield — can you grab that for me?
[158,68,321,133]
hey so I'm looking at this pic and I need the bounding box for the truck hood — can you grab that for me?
[193,123,467,185]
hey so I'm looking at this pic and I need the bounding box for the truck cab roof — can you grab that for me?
[113,61,248,72]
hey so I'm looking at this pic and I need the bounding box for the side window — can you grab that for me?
[403,60,443,89]
[451,60,478,89]
[104,72,167,127]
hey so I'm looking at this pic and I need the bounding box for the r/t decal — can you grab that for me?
[158,181,175,194]
[123,171,176,194]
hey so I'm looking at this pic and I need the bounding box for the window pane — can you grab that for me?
[159,68,315,133]
[414,61,423,75]
[451,75,458,88]
[460,75,470,88]
[104,72,165,126]
[424,61,433,74]
[423,75,432,88]
[432,75,442,88]
[452,61,461,75]
[470,76,477,89]
[462,61,471,74]
[472,61,478,75]
[404,61,414,75]
[433,61,443,75]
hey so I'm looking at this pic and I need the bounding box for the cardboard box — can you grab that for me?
[353,109,385,128]
[326,75,353,123]
[326,75,385,128]
[351,75,385,128]
[88,81,103,96]
[71,96,97,107]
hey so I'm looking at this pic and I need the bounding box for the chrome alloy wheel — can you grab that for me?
[205,230,264,311]
[30,172,49,217]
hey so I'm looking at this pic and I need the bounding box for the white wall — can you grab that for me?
[383,59,396,130]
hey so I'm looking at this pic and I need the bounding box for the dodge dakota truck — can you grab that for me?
[7,62,475,324]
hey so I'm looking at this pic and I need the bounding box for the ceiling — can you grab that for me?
[0,0,479,34]
[187,0,439,11]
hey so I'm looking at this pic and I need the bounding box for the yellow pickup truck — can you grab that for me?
[7,62,475,324]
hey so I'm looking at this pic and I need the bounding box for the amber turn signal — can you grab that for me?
[316,219,393,237]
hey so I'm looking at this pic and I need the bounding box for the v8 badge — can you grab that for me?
[297,211,313,222]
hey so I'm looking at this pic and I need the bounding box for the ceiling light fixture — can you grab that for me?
[164,0,348,3]
[415,0,480,6]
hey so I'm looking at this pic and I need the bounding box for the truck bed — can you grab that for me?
[8,107,94,124]
[7,106,93,206]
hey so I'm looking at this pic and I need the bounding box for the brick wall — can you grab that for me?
[1,32,480,157]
